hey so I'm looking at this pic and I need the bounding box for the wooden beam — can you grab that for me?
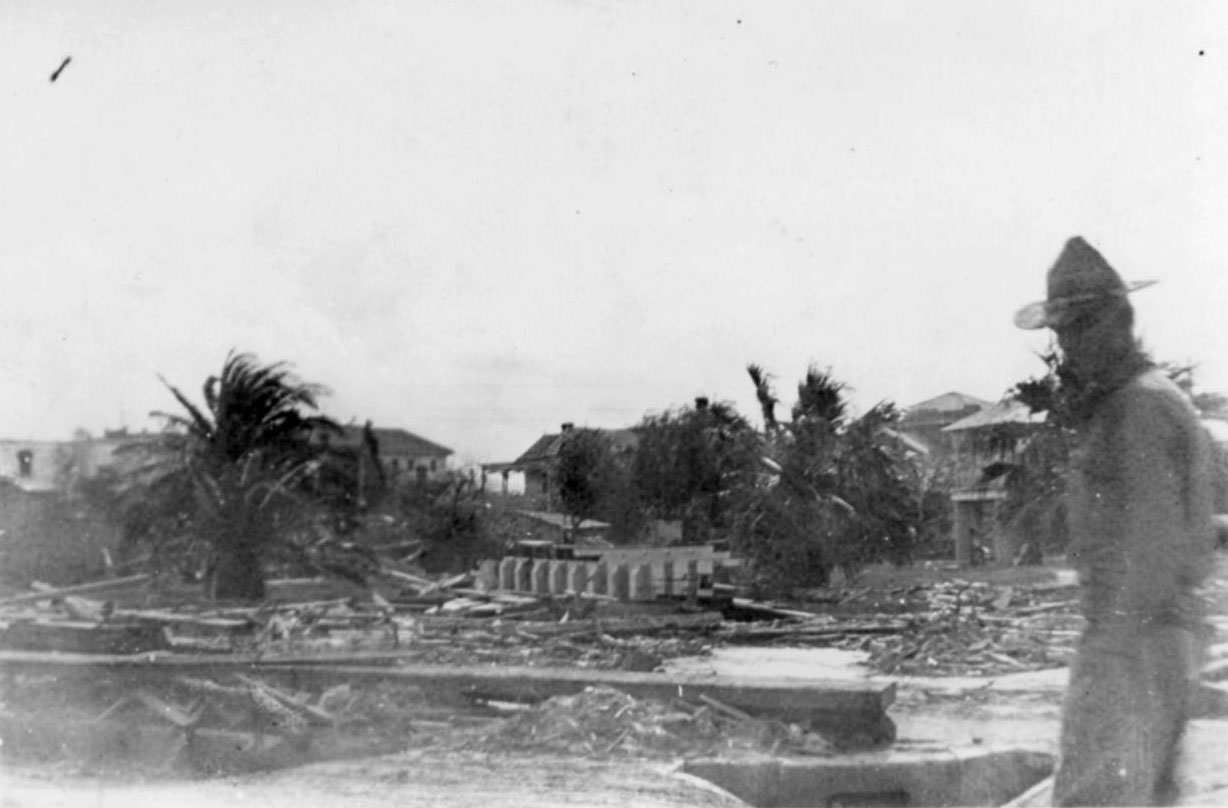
[0,574,152,606]
[262,661,895,719]
[0,649,893,721]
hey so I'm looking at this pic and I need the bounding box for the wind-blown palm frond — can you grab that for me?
[793,365,848,425]
[747,363,779,431]
[135,350,344,599]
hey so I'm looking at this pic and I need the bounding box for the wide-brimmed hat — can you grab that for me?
[1014,236,1156,330]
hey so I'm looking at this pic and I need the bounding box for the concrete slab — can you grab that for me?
[0,751,752,808]
[684,747,1054,808]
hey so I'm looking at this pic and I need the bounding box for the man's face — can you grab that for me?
[1051,304,1126,380]
[1054,321,1087,368]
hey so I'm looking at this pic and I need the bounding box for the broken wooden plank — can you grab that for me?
[697,693,754,722]
[115,609,253,632]
[234,673,337,726]
[0,649,893,719]
[416,610,723,637]
[61,595,113,622]
[264,661,896,720]
[132,688,203,728]
[0,620,169,655]
[375,567,434,588]
[730,598,819,621]
[0,574,152,606]
[420,573,471,596]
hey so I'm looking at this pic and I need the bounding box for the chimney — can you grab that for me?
[561,422,575,432]
[694,397,709,411]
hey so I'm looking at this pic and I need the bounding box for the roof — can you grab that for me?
[321,425,452,457]
[902,391,994,416]
[943,400,1046,432]
[511,427,639,467]
[514,433,563,465]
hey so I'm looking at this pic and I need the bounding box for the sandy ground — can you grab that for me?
[0,752,748,808]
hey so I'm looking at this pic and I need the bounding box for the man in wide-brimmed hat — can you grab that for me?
[1015,236,1215,806]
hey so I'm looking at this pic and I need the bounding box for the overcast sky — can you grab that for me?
[2,1,1226,465]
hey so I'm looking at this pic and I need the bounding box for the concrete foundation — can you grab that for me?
[486,544,730,602]
[629,564,652,601]
[498,558,518,591]
[549,561,569,594]
[590,563,608,595]
[514,559,533,593]
[684,747,1054,808]
[567,562,591,594]
[609,564,630,600]
[532,562,551,596]
[476,560,499,591]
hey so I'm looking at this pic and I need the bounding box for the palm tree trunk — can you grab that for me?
[209,540,266,600]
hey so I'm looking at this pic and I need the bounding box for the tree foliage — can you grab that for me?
[129,351,344,599]
[555,428,619,535]
[631,400,760,542]
[993,348,1075,554]
[728,364,920,593]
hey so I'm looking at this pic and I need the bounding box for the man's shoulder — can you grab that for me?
[1110,368,1199,426]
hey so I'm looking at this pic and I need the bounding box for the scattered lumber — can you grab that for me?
[263,660,896,730]
[417,610,723,638]
[132,688,203,728]
[0,574,152,606]
[0,620,169,655]
[729,598,820,621]
[235,673,337,726]
[60,595,114,622]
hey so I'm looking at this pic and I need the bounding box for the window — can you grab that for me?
[16,450,33,477]
[429,459,437,472]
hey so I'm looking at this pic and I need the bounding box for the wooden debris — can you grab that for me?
[0,619,169,655]
[697,693,754,722]
[235,673,337,726]
[132,688,203,728]
[0,573,152,606]
[61,595,114,622]
[469,685,838,758]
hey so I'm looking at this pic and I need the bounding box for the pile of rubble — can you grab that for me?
[713,580,1082,677]
[0,567,721,667]
[464,685,834,759]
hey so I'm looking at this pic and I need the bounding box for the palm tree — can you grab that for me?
[147,351,341,599]
[746,364,779,432]
[733,363,920,590]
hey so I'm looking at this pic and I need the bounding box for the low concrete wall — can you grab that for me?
[493,547,720,601]
[684,747,1054,808]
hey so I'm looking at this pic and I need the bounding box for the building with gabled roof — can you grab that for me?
[487,422,638,507]
[315,423,453,487]
[940,399,1048,567]
[899,391,993,456]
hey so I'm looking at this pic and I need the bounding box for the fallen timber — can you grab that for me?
[0,648,898,745]
[0,573,153,606]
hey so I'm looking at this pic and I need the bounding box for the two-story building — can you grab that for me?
[942,401,1046,566]
[899,391,993,457]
